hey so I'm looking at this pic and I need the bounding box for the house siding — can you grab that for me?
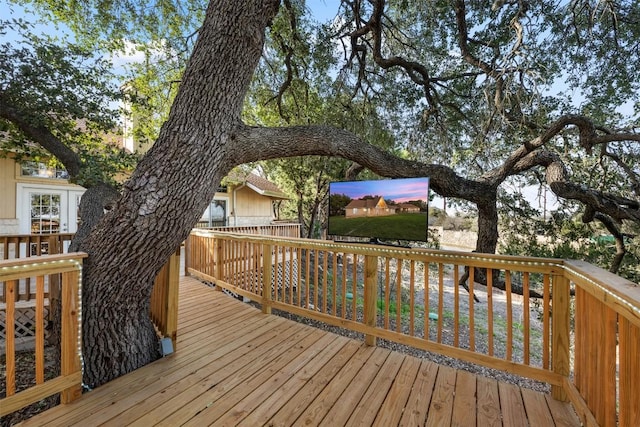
[345,207,395,218]
[230,185,275,226]
[0,157,17,223]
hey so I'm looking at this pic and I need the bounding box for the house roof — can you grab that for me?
[226,171,289,200]
[345,197,387,209]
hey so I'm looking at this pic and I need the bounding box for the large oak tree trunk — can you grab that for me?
[78,0,281,388]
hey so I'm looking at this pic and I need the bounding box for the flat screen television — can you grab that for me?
[328,177,430,242]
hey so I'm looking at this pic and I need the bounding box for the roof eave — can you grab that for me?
[245,182,289,200]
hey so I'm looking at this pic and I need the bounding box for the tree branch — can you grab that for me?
[231,123,495,202]
[481,114,621,184]
[592,212,628,275]
[0,97,82,178]
[509,149,640,223]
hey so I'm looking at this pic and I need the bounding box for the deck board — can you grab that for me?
[17,276,580,426]
[398,360,439,426]
[451,369,477,426]
[373,356,422,426]
[499,381,529,426]
[266,340,362,426]
[476,375,502,426]
[318,347,390,427]
[291,345,377,426]
[346,350,405,426]
[425,365,457,426]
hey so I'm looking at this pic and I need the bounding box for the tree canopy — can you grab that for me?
[10,1,638,250]
[0,18,138,186]
[1,0,639,386]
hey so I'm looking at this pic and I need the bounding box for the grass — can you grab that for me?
[376,298,418,316]
[328,213,428,241]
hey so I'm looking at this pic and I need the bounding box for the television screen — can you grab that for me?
[328,177,430,242]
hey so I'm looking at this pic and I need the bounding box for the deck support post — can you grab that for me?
[60,269,82,404]
[364,255,378,346]
[552,274,570,401]
[262,243,273,315]
[48,235,61,322]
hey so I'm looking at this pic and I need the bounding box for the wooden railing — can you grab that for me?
[0,253,86,417]
[1,233,74,260]
[1,234,74,303]
[195,223,300,238]
[1,233,180,344]
[149,248,181,351]
[1,234,180,416]
[563,260,640,427]
[186,230,640,427]
[186,223,300,277]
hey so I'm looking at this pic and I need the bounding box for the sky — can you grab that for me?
[307,0,341,21]
[330,177,430,204]
[1,1,77,47]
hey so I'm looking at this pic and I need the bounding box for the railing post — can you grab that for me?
[364,255,378,346]
[214,237,224,291]
[552,274,570,401]
[184,235,191,276]
[165,249,180,350]
[262,243,273,315]
[60,269,82,404]
[48,235,61,322]
[47,234,64,255]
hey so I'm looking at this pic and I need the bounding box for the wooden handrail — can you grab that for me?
[0,253,87,416]
[1,233,181,345]
[199,223,301,238]
[187,230,640,427]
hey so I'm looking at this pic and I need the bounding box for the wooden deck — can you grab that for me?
[18,276,580,426]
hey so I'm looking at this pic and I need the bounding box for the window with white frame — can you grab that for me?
[21,161,69,180]
[30,193,61,234]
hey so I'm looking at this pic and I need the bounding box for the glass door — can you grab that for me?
[199,198,228,227]
[17,183,85,235]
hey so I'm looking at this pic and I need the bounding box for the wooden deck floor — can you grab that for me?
[19,277,580,426]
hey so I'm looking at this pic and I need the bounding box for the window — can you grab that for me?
[199,199,227,227]
[21,161,69,180]
[30,193,61,234]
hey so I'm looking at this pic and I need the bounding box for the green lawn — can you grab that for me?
[328,213,428,241]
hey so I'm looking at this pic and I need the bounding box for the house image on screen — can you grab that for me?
[396,203,420,213]
[344,197,397,218]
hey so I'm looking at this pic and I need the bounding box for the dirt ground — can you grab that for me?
[1,346,59,426]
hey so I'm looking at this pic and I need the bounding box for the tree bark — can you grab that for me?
[68,184,120,252]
